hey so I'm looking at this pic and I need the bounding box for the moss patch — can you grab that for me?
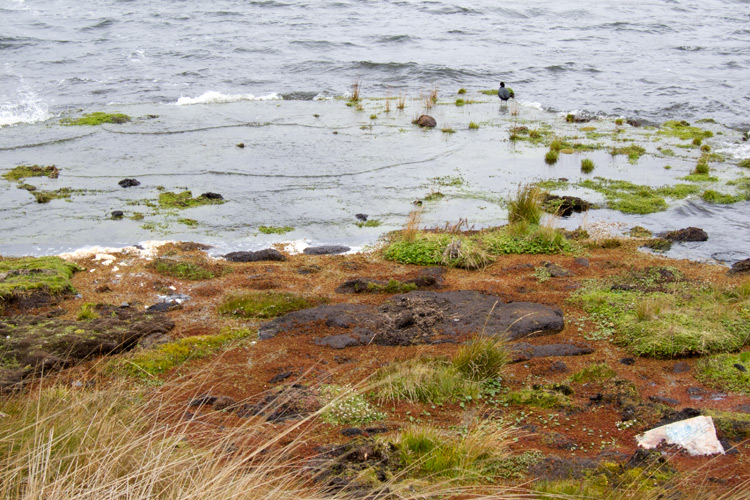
[158,191,225,209]
[258,225,294,234]
[572,269,750,357]
[61,112,131,126]
[702,190,747,204]
[658,120,713,141]
[0,257,81,303]
[218,292,312,319]
[110,328,254,381]
[2,165,59,182]
[696,352,750,395]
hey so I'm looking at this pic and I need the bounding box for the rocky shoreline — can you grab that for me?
[1,232,749,497]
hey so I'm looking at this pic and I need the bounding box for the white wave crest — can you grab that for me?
[175,91,281,106]
[717,140,750,161]
[0,94,51,127]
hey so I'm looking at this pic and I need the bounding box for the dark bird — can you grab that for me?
[498,82,512,105]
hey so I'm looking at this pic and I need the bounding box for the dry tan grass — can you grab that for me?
[402,208,422,242]
[397,93,407,110]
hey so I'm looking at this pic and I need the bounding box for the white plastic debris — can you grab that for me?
[636,416,724,456]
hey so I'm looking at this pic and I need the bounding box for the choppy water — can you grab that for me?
[1,0,750,263]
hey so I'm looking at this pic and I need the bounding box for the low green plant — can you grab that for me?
[702,190,746,204]
[76,303,99,321]
[30,188,72,204]
[610,144,646,163]
[693,161,710,175]
[696,352,750,395]
[218,292,311,319]
[441,128,455,134]
[581,158,595,173]
[468,121,479,130]
[455,98,465,106]
[319,385,385,425]
[544,150,559,164]
[151,258,218,280]
[158,191,225,209]
[738,159,750,168]
[258,225,294,234]
[2,165,59,181]
[457,88,467,94]
[549,138,563,152]
[502,388,570,409]
[0,256,81,301]
[658,120,713,141]
[61,112,131,126]
[569,363,617,383]
[356,219,381,228]
[109,328,255,380]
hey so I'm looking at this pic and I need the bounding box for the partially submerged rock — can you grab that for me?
[662,227,708,242]
[728,258,750,275]
[223,249,287,262]
[118,178,140,188]
[259,290,564,347]
[303,245,351,255]
[543,194,590,216]
[414,115,436,128]
[0,305,174,391]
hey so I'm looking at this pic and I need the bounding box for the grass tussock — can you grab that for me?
[218,291,312,319]
[507,184,542,225]
[402,208,422,243]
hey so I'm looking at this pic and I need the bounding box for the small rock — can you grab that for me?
[355,213,368,221]
[548,360,570,373]
[236,142,245,148]
[111,210,124,219]
[414,115,436,128]
[341,428,364,437]
[662,227,708,242]
[200,192,223,200]
[224,249,286,262]
[146,301,181,312]
[728,258,750,275]
[118,178,140,188]
[268,371,293,384]
[619,357,636,365]
[673,361,691,374]
[188,394,217,407]
[734,363,747,372]
[649,395,680,405]
[297,265,321,275]
[303,245,350,255]
[573,257,589,267]
[543,262,571,277]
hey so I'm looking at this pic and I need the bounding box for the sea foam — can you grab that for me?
[175,91,281,106]
[0,94,51,127]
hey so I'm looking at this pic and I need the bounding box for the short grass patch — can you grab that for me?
[151,258,223,280]
[658,120,713,141]
[258,225,294,234]
[158,191,225,209]
[2,165,59,182]
[218,291,312,319]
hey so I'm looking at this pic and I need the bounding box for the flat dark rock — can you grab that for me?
[111,210,124,219]
[224,249,286,262]
[200,192,223,200]
[259,290,564,347]
[543,194,590,216]
[510,342,593,362]
[118,178,140,188]
[662,227,708,242]
[303,245,351,255]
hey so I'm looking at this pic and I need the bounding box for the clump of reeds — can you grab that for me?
[429,85,439,102]
[350,79,362,102]
[402,207,422,242]
[385,97,391,113]
[581,158,595,173]
[507,184,542,225]
[397,93,407,110]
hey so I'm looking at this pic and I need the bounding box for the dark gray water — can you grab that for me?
[1,0,750,263]
[2,0,750,127]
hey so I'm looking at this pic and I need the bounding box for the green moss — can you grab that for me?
[579,178,669,214]
[258,225,294,234]
[158,191,225,209]
[455,99,465,106]
[218,292,311,319]
[702,190,747,204]
[658,120,713,141]
[430,174,465,187]
[30,188,72,204]
[544,150,559,164]
[356,219,381,228]
[480,89,498,96]
[423,191,445,202]
[680,174,718,182]
[151,259,220,280]
[581,158,595,173]
[736,159,750,168]
[383,234,449,266]
[441,128,455,134]
[535,179,569,190]
[111,328,255,380]
[643,238,672,252]
[468,121,479,130]
[569,363,617,383]
[702,409,750,440]
[2,165,59,182]
[61,112,131,126]
[629,226,652,238]
[610,144,646,163]
[572,273,750,358]
[76,303,99,321]
[457,88,467,94]
[177,218,198,227]
[0,257,81,301]
[696,352,750,395]
[655,184,700,199]
[502,388,571,409]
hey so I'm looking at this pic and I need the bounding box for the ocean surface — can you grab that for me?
[1,0,750,262]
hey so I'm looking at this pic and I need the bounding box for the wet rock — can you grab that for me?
[649,395,680,405]
[176,242,212,252]
[268,371,293,384]
[146,300,182,312]
[355,213,368,221]
[335,278,386,294]
[662,227,708,242]
[542,194,590,216]
[297,265,321,275]
[573,257,589,267]
[619,357,636,365]
[548,360,570,373]
[0,306,174,392]
[118,178,140,188]
[303,245,350,255]
[543,262,571,277]
[414,115,436,128]
[200,192,223,200]
[734,363,747,372]
[111,210,124,219]
[224,249,286,262]
[259,290,564,346]
[404,267,445,288]
[673,361,691,374]
[728,258,750,275]
[510,342,593,362]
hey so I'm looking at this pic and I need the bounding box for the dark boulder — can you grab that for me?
[200,192,224,200]
[224,249,287,262]
[355,213,368,221]
[111,210,124,219]
[414,115,436,128]
[303,245,350,255]
[729,258,750,275]
[543,194,590,216]
[662,227,708,242]
[118,178,140,188]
